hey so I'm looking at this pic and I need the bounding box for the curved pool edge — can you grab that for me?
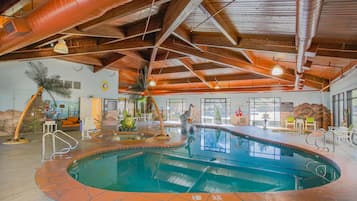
[35,126,357,201]
[198,124,342,174]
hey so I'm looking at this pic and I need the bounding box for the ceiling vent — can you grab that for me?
[3,19,31,36]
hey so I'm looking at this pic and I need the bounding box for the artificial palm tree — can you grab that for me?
[4,61,71,144]
[129,66,167,137]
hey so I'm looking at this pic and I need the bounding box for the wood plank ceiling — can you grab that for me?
[0,0,356,95]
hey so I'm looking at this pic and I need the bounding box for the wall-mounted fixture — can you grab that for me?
[53,39,68,54]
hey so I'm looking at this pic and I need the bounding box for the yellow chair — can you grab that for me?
[305,117,316,130]
[285,116,295,128]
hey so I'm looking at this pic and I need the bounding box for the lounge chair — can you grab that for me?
[305,117,316,130]
[285,116,295,128]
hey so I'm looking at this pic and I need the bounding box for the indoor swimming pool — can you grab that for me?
[68,127,340,193]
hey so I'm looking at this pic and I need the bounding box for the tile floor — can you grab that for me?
[1,125,357,201]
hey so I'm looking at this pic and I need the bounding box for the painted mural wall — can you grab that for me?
[0,59,118,136]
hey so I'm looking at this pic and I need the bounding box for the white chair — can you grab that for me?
[81,117,98,140]
[43,120,57,134]
[329,126,352,143]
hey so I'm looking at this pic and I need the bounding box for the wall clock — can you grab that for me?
[101,80,109,91]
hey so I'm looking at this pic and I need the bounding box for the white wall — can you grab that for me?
[0,59,118,111]
[154,91,329,122]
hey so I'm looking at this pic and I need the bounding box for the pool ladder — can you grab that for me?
[305,160,337,182]
[42,130,79,161]
[305,129,330,152]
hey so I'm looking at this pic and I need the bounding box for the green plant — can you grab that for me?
[119,110,136,131]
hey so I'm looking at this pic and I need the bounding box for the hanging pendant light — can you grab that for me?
[214,77,220,89]
[271,56,283,76]
[148,79,156,87]
[53,39,69,54]
[271,64,283,75]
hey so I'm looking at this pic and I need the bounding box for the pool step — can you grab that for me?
[156,155,295,189]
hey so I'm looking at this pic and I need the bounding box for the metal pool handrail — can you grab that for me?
[42,130,79,161]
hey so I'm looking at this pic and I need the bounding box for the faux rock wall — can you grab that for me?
[293,103,331,130]
[0,110,21,136]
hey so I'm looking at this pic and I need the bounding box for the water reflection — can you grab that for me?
[200,129,231,153]
[249,142,281,160]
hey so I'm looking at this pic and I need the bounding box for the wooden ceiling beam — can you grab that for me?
[193,32,357,59]
[193,32,297,54]
[155,51,187,61]
[155,0,202,46]
[331,61,357,81]
[77,0,170,31]
[0,37,154,61]
[317,49,357,59]
[0,0,22,14]
[199,0,239,45]
[151,65,187,74]
[200,46,249,63]
[161,40,327,89]
[160,40,296,83]
[179,58,213,88]
[155,79,291,90]
[148,47,158,76]
[95,52,125,72]
[240,50,256,64]
[59,55,103,66]
[173,25,202,51]
[103,14,163,45]
[22,34,71,49]
[64,25,125,39]
[151,62,228,74]
[157,73,265,84]
[143,85,296,95]
[192,62,227,71]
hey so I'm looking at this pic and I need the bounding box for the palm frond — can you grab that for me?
[129,66,149,99]
[25,61,71,99]
[25,61,48,87]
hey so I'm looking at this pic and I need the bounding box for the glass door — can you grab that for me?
[347,89,357,127]
[201,98,231,124]
[167,99,185,122]
[249,97,281,128]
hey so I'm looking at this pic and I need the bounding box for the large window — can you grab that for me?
[347,89,357,127]
[201,98,231,124]
[249,97,281,127]
[167,99,185,121]
[333,93,345,126]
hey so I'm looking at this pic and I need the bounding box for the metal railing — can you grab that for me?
[42,130,79,161]
[305,129,330,152]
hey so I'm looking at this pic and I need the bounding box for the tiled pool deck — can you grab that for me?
[2,125,357,201]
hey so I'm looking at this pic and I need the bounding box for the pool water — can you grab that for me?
[68,128,340,193]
